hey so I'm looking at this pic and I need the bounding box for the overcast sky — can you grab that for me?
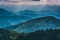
[0,0,40,1]
[0,0,60,5]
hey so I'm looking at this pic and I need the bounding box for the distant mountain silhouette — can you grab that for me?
[0,15,31,28]
[18,10,38,18]
[0,8,16,16]
[0,8,32,27]
[18,5,60,19]
[1,5,60,32]
[6,16,60,33]
[0,5,60,40]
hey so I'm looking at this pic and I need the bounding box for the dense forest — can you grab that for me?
[0,28,60,40]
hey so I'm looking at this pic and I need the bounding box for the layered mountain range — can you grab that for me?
[0,5,60,33]
[0,5,60,28]
[0,4,60,40]
[6,16,60,33]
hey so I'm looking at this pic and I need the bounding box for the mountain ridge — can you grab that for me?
[0,8,16,16]
[6,16,60,33]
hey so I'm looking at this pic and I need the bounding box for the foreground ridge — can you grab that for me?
[0,28,60,40]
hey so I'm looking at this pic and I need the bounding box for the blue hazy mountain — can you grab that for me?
[0,5,45,13]
[0,8,15,27]
[0,5,60,29]
[0,8,32,28]
[0,8,16,16]
[0,16,31,28]
[6,16,60,33]
[18,5,60,19]
[0,5,60,40]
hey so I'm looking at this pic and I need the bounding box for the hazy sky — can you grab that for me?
[0,0,39,1]
[47,0,60,5]
[0,0,60,5]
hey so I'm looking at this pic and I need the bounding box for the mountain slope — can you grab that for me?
[0,8,31,28]
[22,29,60,40]
[0,8,15,16]
[18,5,60,19]
[0,16,31,28]
[0,28,60,40]
[6,16,60,33]
[0,28,23,40]
[0,28,11,40]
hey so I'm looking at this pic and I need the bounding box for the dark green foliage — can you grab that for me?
[0,28,60,40]
[23,29,60,40]
[0,28,11,40]
[0,28,23,40]
[18,29,60,40]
